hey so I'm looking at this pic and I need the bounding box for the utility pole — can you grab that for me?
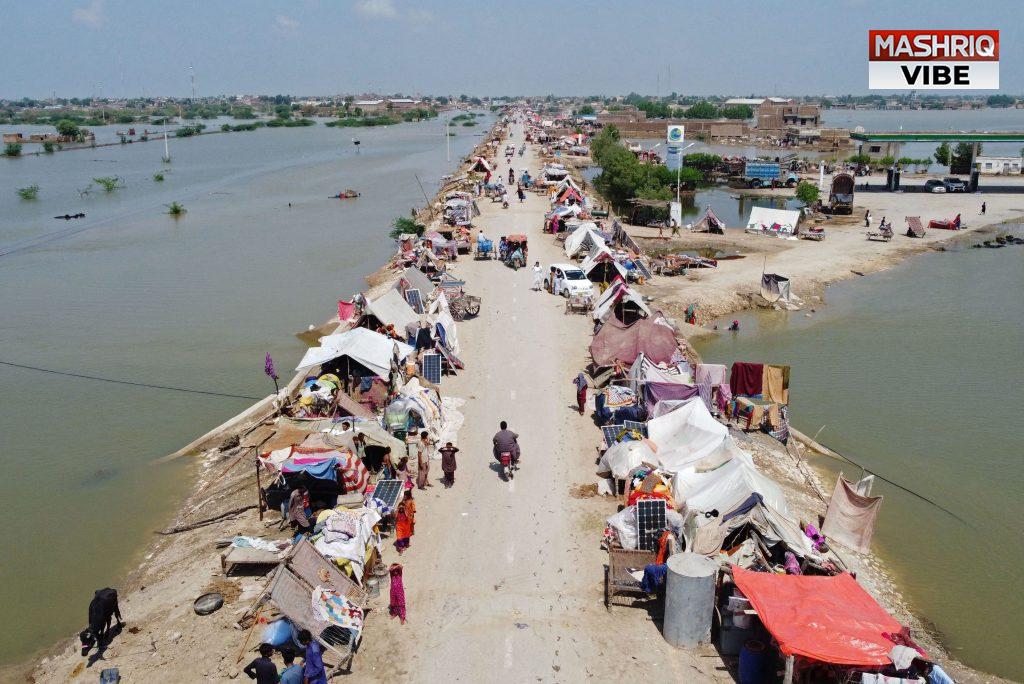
[190,65,196,103]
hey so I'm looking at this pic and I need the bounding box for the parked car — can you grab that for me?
[942,177,968,192]
[924,179,947,193]
[546,263,594,297]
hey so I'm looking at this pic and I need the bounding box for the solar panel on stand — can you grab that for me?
[370,479,403,511]
[636,499,667,551]
[624,420,648,437]
[633,259,653,281]
[601,424,625,447]
[422,353,442,384]
[405,288,424,314]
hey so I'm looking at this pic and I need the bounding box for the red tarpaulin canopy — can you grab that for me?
[732,566,913,667]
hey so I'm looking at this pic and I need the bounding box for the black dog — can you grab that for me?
[80,588,123,656]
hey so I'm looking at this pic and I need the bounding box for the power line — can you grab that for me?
[0,360,263,401]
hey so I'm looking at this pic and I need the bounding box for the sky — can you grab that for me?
[1,0,1021,98]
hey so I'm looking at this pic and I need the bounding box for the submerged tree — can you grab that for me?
[389,216,423,240]
[165,201,186,216]
[16,184,39,200]
[93,176,123,192]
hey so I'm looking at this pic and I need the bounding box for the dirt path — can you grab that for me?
[356,123,730,683]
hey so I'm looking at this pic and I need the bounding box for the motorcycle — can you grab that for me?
[499,451,514,480]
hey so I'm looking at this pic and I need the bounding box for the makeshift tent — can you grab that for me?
[671,451,788,516]
[646,399,741,472]
[689,494,811,557]
[745,207,800,236]
[546,204,583,220]
[732,567,911,667]
[296,327,414,379]
[692,206,725,234]
[821,477,883,554]
[580,247,628,284]
[469,157,492,173]
[363,288,419,332]
[760,273,792,303]
[627,353,692,392]
[591,280,652,324]
[590,316,677,368]
[643,381,699,410]
[398,267,435,298]
[597,439,658,480]
[564,223,605,257]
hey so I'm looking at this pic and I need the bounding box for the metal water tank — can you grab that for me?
[662,552,719,648]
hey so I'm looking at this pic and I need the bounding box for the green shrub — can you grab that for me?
[16,184,39,199]
[93,176,123,192]
[4,143,22,156]
[153,172,165,182]
[42,141,55,153]
[795,180,820,205]
[166,201,186,216]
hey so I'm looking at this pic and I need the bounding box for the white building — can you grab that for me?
[974,156,1023,175]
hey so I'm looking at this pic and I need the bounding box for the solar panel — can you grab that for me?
[422,353,442,384]
[601,424,625,447]
[624,420,648,437]
[371,479,403,511]
[405,288,424,314]
[636,499,667,551]
[633,259,653,281]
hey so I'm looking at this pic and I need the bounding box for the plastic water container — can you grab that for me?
[739,639,767,684]
[728,595,753,628]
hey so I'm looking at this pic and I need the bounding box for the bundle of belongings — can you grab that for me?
[595,385,645,426]
[728,361,790,441]
[311,506,381,581]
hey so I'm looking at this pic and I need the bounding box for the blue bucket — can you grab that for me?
[739,639,767,684]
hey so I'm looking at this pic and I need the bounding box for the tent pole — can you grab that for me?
[255,457,264,521]
[783,655,794,684]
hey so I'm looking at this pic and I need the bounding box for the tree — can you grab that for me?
[950,142,978,174]
[795,180,820,206]
[986,94,1014,108]
[56,119,81,140]
[578,104,595,115]
[847,153,870,166]
[42,140,55,153]
[879,155,895,167]
[274,104,292,119]
[389,216,423,240]
[720,105,753,120]
[934,142,951,167]
[684,101,719,119]
[897,157,915,167]
[3,143,22,156]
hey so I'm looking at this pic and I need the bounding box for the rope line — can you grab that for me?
[0,359,263,401]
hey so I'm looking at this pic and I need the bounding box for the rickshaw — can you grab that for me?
[504,234,527,270]
[475,236,495,260]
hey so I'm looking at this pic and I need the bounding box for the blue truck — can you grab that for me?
[743,161,799,189]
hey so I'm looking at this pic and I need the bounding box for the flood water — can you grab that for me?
[694,238,1024,680]
[0,113,490,665]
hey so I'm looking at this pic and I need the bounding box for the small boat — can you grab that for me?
[331,190,360,199]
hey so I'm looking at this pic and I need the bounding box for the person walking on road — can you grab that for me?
[439,441,459,487]
[532,261,543,291]
[981,201,986,215]
[573,372,588,415]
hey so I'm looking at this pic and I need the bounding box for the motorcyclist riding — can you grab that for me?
[493,421,520,471]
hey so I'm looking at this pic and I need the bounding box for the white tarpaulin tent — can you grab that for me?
[745,207,801,236]
[598,439,657,480]
[592,281,652,322]
[365,288,420,332]
[296,327,414,378]
[564,223,605,257]
[670,451,789,516]
[646,399,740,472]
